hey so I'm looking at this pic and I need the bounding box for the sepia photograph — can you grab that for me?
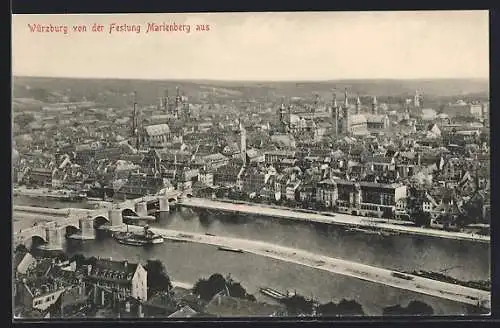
[11,11,490,319]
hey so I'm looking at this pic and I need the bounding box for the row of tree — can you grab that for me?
[281,294,365,316]
[192,273,256,302]
[189,273,435,317]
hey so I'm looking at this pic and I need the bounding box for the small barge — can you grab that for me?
[217,246,244,253]
[391,272,415,280]
[259,287,289,300]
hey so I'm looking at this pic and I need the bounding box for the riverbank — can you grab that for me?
[180,198,490,244]
[104,224,490,309]
[13,186,85,201]
[171,281,194,290]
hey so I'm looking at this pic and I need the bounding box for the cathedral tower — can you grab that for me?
[332,89,339,137]
[356,96,361,115]
[163,89,169,112]
[343,89,350,135]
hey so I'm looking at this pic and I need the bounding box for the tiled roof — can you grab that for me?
[365,114,387,123]
[145,124,170,136]
[203,153,227,162]
[369,155,394,164]
[168,305,198,318]
[88,259,138,283]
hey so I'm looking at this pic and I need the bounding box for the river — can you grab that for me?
[13,196,490,315]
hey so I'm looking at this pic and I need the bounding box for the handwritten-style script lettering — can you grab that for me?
[27,23,69,35]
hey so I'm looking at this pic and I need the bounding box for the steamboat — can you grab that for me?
[113,225,164,246]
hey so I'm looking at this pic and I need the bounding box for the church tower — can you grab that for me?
[332,90,339,137]
[313,93,319,113]
[403,98,411,120]
[356,96,361,115]
[414,90,420,109]
[163,89,169,112]
[287,104,292,133]
[181,91,191,120]
[278,101,285,123]
[240,121,247,165]
[277,98,288,133]
[131,91,141,149]
[372,96,378,115]
[158,93,163,111]
[343,89,350,135]
[174,86,181,119]
[131,91,137,136]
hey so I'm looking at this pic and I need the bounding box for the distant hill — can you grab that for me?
[12,76,489,108]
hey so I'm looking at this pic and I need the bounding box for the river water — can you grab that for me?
[13,196,490,316]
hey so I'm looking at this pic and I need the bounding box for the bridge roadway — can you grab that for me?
[12,191,181,247]
[106,224,491,309]
[178,198,490,244]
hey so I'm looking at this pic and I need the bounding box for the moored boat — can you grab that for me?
[391,272,414,280]
[259,287,289,300]
[113,225,164,246]
[217,246,244,253]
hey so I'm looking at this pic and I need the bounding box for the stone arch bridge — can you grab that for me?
[13,191,182,250]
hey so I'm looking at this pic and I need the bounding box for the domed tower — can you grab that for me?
[277,99,287,132]
[280,102,286,123]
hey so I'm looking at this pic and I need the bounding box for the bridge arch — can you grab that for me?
[93,215,110,229]
[184,193,193,199]
[65,225,80,237]
[25,235,47,250]
[122,208,139,218]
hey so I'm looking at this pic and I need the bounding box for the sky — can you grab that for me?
[12,11,489,81]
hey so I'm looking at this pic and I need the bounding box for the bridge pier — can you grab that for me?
[80,217,96,239]
[108,208,124,228]
[135,202,148,217]
[38,226,64,251]
[159,197,170,213]
[66,217,96,240]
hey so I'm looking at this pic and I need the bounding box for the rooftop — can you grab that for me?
[145,124,170,137]
[88,259,138,283]
[168,305,198,318]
